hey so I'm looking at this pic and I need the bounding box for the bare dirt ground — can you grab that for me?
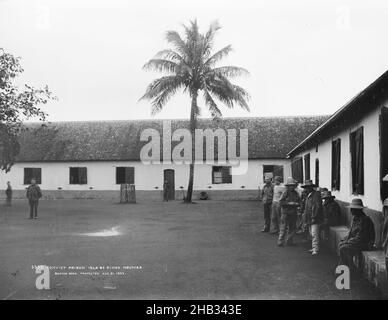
[0,199,383,300]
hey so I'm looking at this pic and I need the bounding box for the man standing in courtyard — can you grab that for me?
[302,180,323,256]
[163,179,170,202]
[270,176,285,234]
[5,181,12,207]
[338,199,375,272]
[26,178,42,219]
[278,177,300,246]
[261,177,274,233]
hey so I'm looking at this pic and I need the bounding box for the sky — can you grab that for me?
[1,0,388,121]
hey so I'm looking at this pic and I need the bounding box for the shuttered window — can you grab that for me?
[116,167,135,184]
[331,139,341,191]
[304,153,311,181]
[212,166,232,184]
[69,167,87,185]
[24,168,42,185]
[291,157,303,184]
[350,127,364,195]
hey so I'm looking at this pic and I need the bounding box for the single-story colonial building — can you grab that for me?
[287,69,388,248]
[0,116,328,201]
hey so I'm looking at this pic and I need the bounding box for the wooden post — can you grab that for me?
[120,184,136,203]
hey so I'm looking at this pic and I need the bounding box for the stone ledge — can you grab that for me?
[329,226,388,296]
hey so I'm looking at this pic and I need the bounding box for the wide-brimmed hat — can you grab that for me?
[322,191,335,199]
[284,177,297,186]
[347,198,366,209]
[301,179,316,188]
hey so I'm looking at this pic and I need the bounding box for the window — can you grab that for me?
[350,127,364,195]
[24,168,42,185]
[304,154,311,180]
[291,157,303,184]
[212,166,232,184]
[263,165,284,182]
[315,159,320,187]
[331,139,341,191]
[69,167,87,184]
[116,167,135,184]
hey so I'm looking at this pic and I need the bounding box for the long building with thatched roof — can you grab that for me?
[0,116,328,200]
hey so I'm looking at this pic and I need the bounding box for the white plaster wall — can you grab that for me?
[0,159,291,192]
[294,107,382,211]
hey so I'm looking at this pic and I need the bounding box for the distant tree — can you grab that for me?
[141,20,250,203]
[0,48,55,172]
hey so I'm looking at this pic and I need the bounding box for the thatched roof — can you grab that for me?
[15,116,329,162]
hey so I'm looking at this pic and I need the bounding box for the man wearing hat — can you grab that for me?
[302,179,323,255]
[278,177,300,246]
[321,191,341,241]
[338,198,375,271]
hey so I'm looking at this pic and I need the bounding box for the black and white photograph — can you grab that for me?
[0,0,388,305]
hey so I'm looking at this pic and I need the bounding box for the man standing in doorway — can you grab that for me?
[5,181,12,207]
[302,180,323,256]
[26,178,42,219]
[163,179,170,202]
[261,177,274,233]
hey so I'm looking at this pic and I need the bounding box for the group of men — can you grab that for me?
[3,179,42,219]
[261,176,376,268]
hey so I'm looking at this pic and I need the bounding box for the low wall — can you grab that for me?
[0,189,260,202]
[329,226,388,297]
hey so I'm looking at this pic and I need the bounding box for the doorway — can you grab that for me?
[380,107,388,201]
[163,169,175,200]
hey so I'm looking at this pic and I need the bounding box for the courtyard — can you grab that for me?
[0,199,382,300]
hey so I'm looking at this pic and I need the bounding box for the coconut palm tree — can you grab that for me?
[141,20,250,203]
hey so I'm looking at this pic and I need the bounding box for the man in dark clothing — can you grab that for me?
[321,191,341,241]
[339,198,375,271]
[5,181,12,206]
[26,178,42,219]
[163,179,169,202]
[302,180,323,255]
[278,177,300,246]
[261,177,274,233]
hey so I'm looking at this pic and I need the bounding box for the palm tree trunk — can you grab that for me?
[185,91,198,203]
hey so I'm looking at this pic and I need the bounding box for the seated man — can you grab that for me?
[321,191,341,241]
[339,198,375,271]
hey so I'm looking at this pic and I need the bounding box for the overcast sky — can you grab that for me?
[1,0,388,121]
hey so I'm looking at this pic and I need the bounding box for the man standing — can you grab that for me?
[261,177,274,233]
[339,198,375,272]
[302,179,323,256]
[270,176,285,234]
[5,181,12,206]
[278,177,300,247]
[26,178,42,219]
[163,179,169,202]
[321,191,341,241]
